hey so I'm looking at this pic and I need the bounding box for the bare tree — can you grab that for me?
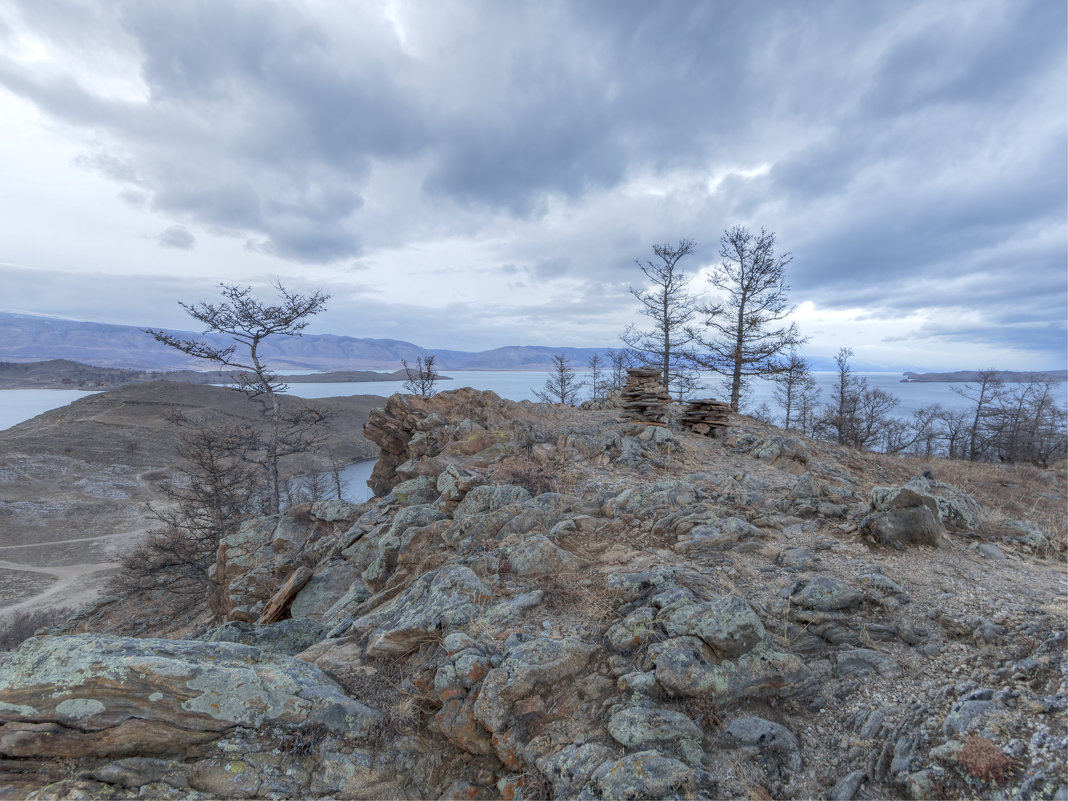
[885,404,943,456]
[936,406,972,460]
[988,376,1067,466]
[607,349,633,393]
[587,354,607,401]
[621,239,701,399]
[113,421,263,607]
[298,470,330,505]
[814,347,898,450]
[690,226,806,411]
[0,606,76,651]
[772,350,818,431]
[815,347,861,446]
[402,355,439,398]
[534,354,585,405]
[951,370,1003,461]
[854,386,900,450]
[147,282,329,514]
[325,449,350,500]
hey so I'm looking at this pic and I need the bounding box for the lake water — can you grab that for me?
[1,370,1049,433]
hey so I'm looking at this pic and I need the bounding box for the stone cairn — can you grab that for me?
[620,367,672,425]
[679,398,731,437]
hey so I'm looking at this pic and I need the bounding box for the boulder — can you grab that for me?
[436,465,484,503]
[0,635,380,759]
[859,505,944,549]
[652,636,810,703]
[748,435,809,472]
[681,517,768,552]
[789,576,863,612]
[863,478,979,548]
[361,503,447,589]
[659,596,767,657]
[506,534,587,576]
[723,716,802,773]
[453,484,531,519]
[309,499,362,523]
[348,565,494,656]
[608,481,700,518]
[607,701,702,748]
[290,560,364,620]
[536,743,616,799]
[211,510,333,621]
[590,750,697,800]
[390,475,440,507]
[200,618,328,656]
[473,637,597,732]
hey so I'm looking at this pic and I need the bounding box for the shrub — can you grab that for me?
[957,735,1013,784]
[0,606,75,651]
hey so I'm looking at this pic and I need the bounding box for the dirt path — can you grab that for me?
[0,531,132,551]
[0,528,150,617]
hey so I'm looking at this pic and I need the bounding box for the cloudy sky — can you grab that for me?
[1,0,1064,370]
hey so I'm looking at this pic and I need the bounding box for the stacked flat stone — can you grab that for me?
[620,367,672,425]
[680,398,731,436]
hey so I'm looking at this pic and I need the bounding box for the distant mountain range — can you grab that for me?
[0,312,614,371]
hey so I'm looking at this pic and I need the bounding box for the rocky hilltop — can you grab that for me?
[0,387,1064,800]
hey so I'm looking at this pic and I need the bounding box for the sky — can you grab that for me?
[0,0,1065,371]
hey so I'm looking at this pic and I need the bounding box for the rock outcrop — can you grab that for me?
[3,388,1064,800]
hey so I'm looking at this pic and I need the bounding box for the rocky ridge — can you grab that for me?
[0,387,1064,799]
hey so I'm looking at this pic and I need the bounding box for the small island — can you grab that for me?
[901,369,1068,383]
[0,359,450,390]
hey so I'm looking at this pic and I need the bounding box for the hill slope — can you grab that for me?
[1,389,1063,799]
[0,381,382,616]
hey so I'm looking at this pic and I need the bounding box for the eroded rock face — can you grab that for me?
[344,564,494,656]
[607,701,702,748]
[653,636,809,702]
[362,389,516,496]
[212,507,348,621]
[200,618,329,655]
[0,635,380,758]
[473,637,598,732]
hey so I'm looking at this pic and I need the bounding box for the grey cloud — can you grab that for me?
[897,317,1067,364]
[0,0,1063,364]
[155,224,195,249]
[861,0,1065,116]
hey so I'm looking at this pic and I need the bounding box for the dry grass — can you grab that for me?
[925,457,1067,556]
[956,735,1014,784]
[489,456,559,495]
[532,570,617,623]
